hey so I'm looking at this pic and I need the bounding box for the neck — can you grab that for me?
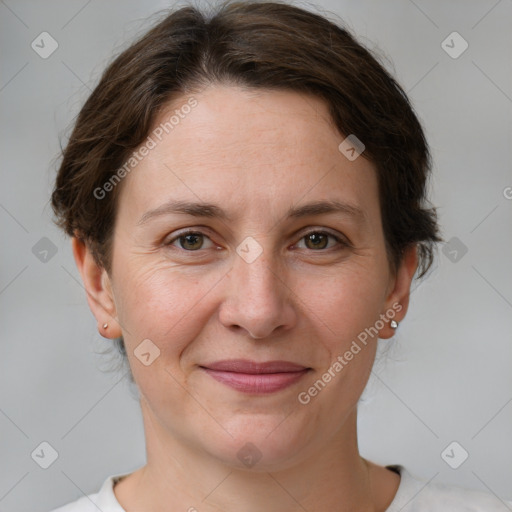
[114,399,394,512]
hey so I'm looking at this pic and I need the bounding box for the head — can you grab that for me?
[52,1,441,470]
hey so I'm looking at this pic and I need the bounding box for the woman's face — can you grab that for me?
[92,85,415,470]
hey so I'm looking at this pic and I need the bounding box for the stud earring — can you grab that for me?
[390,320,398,329]
[102,323,108,329]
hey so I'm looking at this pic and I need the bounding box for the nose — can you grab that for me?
[218,247,297,339]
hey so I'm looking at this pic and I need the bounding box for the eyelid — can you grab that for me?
[294,227,351,249]
[299,226,347,239]
[164,228,216,249]
[164,226,351,252]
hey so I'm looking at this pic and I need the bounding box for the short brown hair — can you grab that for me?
[52,0,441,373]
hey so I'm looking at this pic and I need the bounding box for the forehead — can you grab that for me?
[154,85,341,165]
[116,85,380,224]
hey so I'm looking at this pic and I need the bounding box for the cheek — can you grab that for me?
[295,270,386,407]
[113,258,221,362]
[296,272,383,413]
[297,263,388,353]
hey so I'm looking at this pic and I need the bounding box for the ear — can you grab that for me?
[71,237,122,339]
[378,244,418,339]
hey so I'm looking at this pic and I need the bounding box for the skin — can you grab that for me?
[73,84,418,512]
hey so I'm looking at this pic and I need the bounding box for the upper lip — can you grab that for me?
[201,359,309,374]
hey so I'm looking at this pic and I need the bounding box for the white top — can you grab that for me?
[50,464,512,511]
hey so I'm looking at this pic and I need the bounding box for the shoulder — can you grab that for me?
[48,494,100,512]
[48,472,130,512]
[386,464,512,512]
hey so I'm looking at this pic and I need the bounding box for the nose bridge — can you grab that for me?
[234,245,284,307]
[219,240,294,338]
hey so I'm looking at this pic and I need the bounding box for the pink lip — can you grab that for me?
[200,359,310,394]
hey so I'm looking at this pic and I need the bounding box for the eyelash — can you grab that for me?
[164,228,350,253]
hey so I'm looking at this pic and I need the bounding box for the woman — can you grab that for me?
[49,1,511,510]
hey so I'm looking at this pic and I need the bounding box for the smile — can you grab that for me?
[200,359,311,394]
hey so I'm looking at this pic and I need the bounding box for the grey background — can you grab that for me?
[1,0,511,510]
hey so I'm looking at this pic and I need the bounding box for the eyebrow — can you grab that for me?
[137,199,366,226]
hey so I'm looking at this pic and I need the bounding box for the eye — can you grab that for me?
[295,230,348,251]
[165,230,215,251]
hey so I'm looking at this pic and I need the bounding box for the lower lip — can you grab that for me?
[201,368,309,394]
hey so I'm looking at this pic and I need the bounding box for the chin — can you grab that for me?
[199,411,319,472]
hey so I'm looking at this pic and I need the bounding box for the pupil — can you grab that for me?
[183,234,202,249]
[308,233,327,249]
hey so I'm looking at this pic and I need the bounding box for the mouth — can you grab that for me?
[199,359,311,394]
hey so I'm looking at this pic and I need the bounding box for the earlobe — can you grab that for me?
[379,244,418,339]
[71,237,122,338]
